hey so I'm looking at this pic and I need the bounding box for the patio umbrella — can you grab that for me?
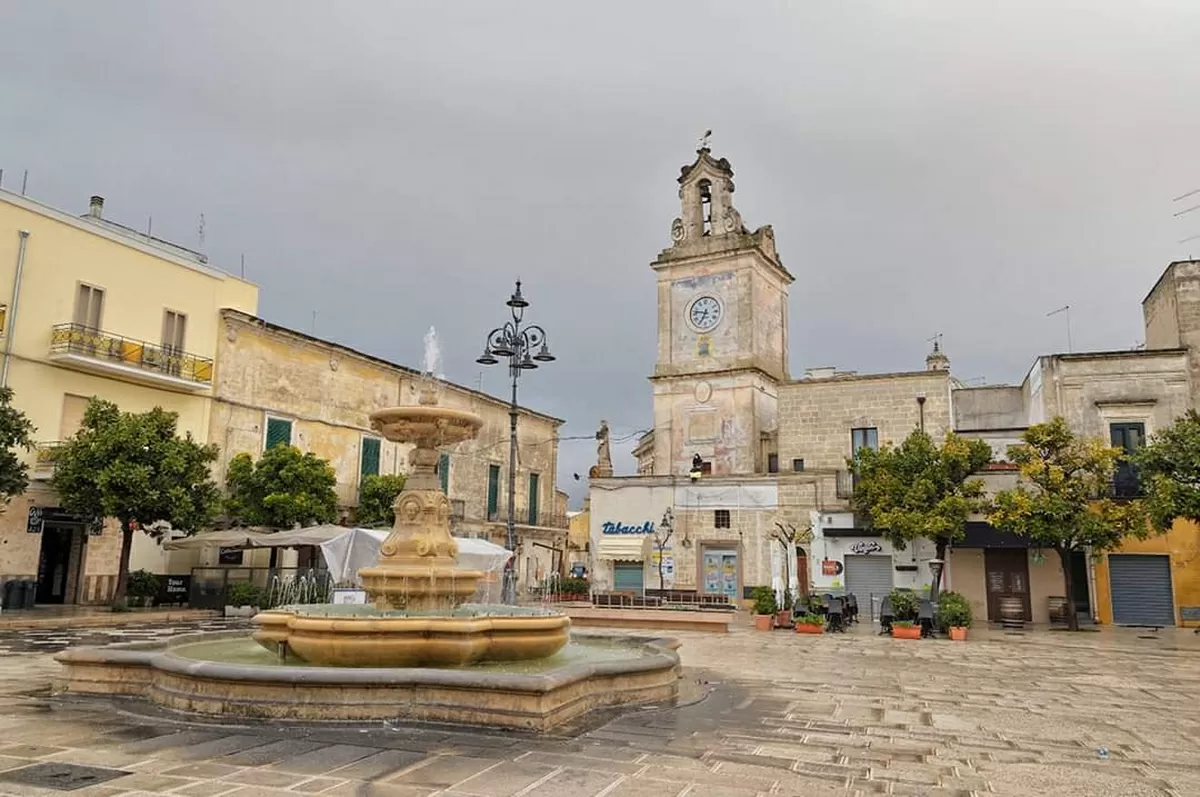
[162,527,273,550]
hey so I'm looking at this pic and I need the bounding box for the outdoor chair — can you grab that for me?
[826,597,845,633]
[845,593,859,624]
[878,595,894,635]
[918,599,935,638]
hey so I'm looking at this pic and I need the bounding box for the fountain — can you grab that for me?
[52,328,680,730]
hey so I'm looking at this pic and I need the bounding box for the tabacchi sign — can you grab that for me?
[601,521,655,535]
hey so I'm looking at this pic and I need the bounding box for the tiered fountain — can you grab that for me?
[53,331,680,731]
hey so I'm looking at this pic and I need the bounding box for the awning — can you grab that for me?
[596,535,649,561]
[163,528,273,550]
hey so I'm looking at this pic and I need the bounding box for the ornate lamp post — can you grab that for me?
[476,280,556,605]
[654,508,675,591]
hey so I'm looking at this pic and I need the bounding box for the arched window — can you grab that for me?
[698,179,712,236]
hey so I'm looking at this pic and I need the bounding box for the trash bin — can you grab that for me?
[1,579,17,610]
[21,579,36,609]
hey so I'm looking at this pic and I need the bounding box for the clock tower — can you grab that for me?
[648,145,793,477]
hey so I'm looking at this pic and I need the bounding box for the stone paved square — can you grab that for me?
[0,621,1198,796]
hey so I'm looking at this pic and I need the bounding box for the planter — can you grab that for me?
[775,610,793,628]
[948,626,968,641]
[891,625,921,640]
[753,614,774,631]
[794,623,824,635]
[225,605,258,619]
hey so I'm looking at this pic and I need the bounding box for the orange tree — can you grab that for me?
[990,418,1149,631]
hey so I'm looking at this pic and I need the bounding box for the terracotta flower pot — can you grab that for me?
[891,625,921,640]
[794,623,824,635]
[776,610,793,628]
[753,614,774,631]
[948,626,968,641]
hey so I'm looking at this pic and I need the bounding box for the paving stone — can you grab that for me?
[451,761,558,796]
[520,766,620,797]
[221,739,327,766]
[327,749,430,780]
[388,755,501,788]
[269,744,381,775]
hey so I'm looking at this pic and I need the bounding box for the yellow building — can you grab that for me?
[0,190,258,604]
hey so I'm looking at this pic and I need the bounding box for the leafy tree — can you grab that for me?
[989,417,1150,631]
[1132,410,1200,532]
[0,386,35,502]
[357,473,407,527]
[850,429,994,575]
[52,398,220,604]
[224,444,338,530]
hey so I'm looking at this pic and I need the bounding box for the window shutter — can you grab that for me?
[438,453,450,494]
[528,473,539,525]
[487,465,500,519]
[360,438,381,477]
[265,418,292,450]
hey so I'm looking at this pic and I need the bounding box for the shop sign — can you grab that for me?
[848,540,883,555]
[601,521,655,535]
[821,559,843,576]
[156,575,191,603]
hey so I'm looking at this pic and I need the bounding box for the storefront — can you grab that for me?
[947,522,1074,624]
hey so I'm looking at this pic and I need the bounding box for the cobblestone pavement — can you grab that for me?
[0,619,247,654]
[0,623,1197,796]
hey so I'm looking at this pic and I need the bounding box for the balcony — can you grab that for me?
[32,441,63,480]
[1110,464,1144,500]
[48,323,214,391]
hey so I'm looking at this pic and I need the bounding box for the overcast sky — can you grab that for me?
[4,1,1199,506]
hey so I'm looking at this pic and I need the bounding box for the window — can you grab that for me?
[851,427,879,456]
[698,179,713,236]
[767,453,779,474]
[714,509,731,528]
[360,437,381,479]
[74,284,105,329]
[1110,422,1145,499]
[528,473,540,525]
[792,458,805,472]
[162,310,187,353]
[487,464,501,520]
[264,417,293,450]
[437,453,450,494]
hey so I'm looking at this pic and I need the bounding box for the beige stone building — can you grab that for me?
[167,310,568,593]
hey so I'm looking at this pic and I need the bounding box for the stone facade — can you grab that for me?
[195,310,566,590]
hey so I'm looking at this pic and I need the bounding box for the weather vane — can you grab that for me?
[697,129,712,151]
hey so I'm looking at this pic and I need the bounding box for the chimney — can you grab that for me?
[88,196,104,218]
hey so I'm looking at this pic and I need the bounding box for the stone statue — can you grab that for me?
[596,420,612,473]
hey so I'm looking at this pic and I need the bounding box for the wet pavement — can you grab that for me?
[0,620,1197,796]
[0,619,247,655]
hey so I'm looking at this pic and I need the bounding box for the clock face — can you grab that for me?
[688,296,722,331]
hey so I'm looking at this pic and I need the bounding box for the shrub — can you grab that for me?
[795,612,824,626]
[226,582,265,608]
[751,586,777,615]
[936,591,973,630]
[887,588,919,621]
[556,576,590,596]
[125,569,160,601]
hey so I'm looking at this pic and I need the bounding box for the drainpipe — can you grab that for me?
[2,230,31,387]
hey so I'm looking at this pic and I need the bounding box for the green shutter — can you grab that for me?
[528,473,539,525]
[487,464,500,519]
[438,453,450,494]
[265,418,292,450]
[360,437,381,477]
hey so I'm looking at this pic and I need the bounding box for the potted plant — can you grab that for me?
[793,612,824,634]
[751,586,777,631]
[225,582,265,618]
[891,620,921,639]
[887,588,919,624]
[937,591,973,641]
[776,588,794,628]
[125,570,159,608]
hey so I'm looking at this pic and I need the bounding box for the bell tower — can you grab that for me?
[647,141,794,477]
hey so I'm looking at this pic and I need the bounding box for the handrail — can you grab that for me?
[50,322,214,384]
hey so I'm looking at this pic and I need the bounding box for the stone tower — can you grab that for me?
[649,144,794,476]
[926,339,950,371]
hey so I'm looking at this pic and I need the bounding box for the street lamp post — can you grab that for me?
[476,280,556,605]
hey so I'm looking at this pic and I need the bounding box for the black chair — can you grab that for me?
[826,597,845,633]
[845,594,859,624]
[918,599,935,638]
[878,595,894,635]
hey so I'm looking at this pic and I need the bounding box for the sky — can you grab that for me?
[3,1,1199,507]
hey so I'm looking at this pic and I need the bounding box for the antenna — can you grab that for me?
[240,254,245,279]
[475,372,484,391]
[1176,190,1199,256]
[311,310,317,336]
[21,170,28,195]
[926,332,943,350]
[1046,305,1072,352]
[147,216,153,237]
[0,169,4,188]
[197,213,206,251]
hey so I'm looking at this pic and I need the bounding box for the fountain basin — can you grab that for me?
[252,604,571,667]
[53,630,681,731]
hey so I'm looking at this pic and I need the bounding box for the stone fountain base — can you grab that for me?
[252,606,572,667]
[53,630,681,731]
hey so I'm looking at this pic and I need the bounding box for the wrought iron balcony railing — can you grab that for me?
[50,323,214,385]
[33,441,64,478]
[1110,465,1144,500]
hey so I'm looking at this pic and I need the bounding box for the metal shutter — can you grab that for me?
[1109,554,1175,626]
[360,438,381,477]
[613,562,644,592]
[843,554,894,620]
[265,418,292,450]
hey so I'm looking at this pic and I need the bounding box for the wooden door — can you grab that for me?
[796,551,809,598]
[984,548,1032,622]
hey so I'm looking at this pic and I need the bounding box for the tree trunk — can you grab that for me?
[934,538,948,591]
[113,522,135,605]
[1057,546,1079,632]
